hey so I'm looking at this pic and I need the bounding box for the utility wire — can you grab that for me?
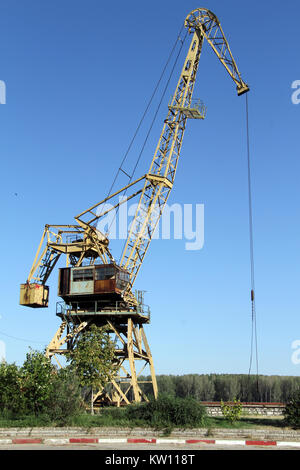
[103,26,188,242]
[245,93,259,384]
[128,28,188,184]
[0,330,47,345]
[100,23,186,213]
[117,29,189,261]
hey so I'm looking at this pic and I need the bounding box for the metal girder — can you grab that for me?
[26,224,113,285]
[45,316,158,407]
[45,319,90,359]
[185,8,249,95]
[117,8,248,285]
[119,29,204,285]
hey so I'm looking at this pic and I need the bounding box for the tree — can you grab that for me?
[66,324,116,414]
[214,375,231,401]
[220,398,243,424]
[46,367,83,424]
[175,375,195,398]
[0,362,23,415]
[156,375,176,397]
[284,389,300,429]
[0,352,83,423]
[193,375,215,401]
[21,349,55,415]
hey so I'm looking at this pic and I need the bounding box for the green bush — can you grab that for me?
[125,393,207,428]
[21,350,55,415]
[284,389,300,429]
[45,368,84,425]
[0,352,84,426]
[220,398,243,424]
[0,362,25,415]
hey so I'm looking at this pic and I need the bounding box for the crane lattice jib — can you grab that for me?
[185,8,249,95]
[119,8,249,286]
[119,32,202,283]
[25,8,249,292]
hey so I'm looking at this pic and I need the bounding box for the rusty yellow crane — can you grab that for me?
[20,8,249,406]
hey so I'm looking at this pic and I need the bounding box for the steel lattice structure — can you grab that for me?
[20,8,249,407]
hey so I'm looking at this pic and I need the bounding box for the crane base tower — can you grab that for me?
[46,300,158,407]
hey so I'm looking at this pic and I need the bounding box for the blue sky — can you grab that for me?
[0,0,299,377]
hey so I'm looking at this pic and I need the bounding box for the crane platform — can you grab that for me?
[56,300,151,324]
[168,98,207,119]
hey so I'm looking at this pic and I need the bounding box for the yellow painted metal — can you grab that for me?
[116,9,248,288]
[46,317,157,406]
[185,8,249,95]
[45,320,89,358]
[21,8,248,300]
[20,283,49,308]
[119,30,204,286]
[21,8,249,406]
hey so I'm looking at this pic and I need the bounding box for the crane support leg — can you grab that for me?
[45,315,158,407]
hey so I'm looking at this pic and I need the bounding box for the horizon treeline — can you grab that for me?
[139,374,300,403]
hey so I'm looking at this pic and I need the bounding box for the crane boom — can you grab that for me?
[119,8,249,286]
[20,8,248,309]
[185,9,249,95]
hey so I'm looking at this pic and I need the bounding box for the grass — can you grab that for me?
[0,406,149,429]
[0,395,289,430]
[0,409,287,430]
[0,413,53,428]
[207,415,286,429]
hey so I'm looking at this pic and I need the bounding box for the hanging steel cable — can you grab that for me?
[245,93,259,382]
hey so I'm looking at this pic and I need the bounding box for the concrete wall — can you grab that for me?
[203,402,285,416]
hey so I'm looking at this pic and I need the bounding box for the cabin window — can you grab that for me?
[118,271,130,282]
[72,269,93,282]
[95,266,115,281]
[116,270,130,290]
